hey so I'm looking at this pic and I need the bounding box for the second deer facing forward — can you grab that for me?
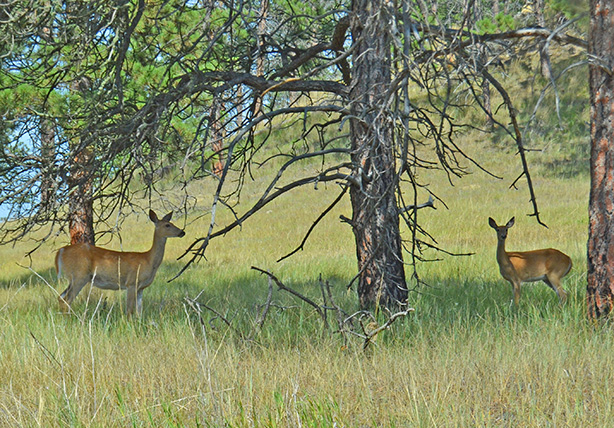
[488,217,572,305]
[56,210,185,316]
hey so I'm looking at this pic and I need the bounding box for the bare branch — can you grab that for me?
[254,276,274,332]
[277,185,348,262]
[481,69,548,228]
[411,22,587,52]
[398,194,436,215]
[362,308,414,350]
[184,297,245,338]
[251,266,328,327]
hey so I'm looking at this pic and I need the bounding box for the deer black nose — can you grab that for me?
[179,230,186,237]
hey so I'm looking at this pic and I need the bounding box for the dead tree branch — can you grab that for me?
[184,296,246,340]
[254,275,274,331]
[251,266,328,328]
[481,69,547,227]
[398,194,436,214]
[361,308,414,350]
[277,185,349,262]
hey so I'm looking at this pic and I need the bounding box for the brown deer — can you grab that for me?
[488,217,572,305]
[56,210,185,316]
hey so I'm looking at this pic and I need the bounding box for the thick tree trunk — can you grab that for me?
[587,0,614,319]
[69,147,95,245]
[349,0,408,308]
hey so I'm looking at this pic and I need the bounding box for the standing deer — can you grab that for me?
[488,217,572,305]
[56,210,185,316]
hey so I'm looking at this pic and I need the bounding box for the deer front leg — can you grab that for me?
[136,288,144,316]
[510,280,521,306]
[126,285,138,316]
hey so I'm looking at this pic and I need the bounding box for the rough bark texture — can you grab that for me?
[349,0,408,308]
[587,0,614,319]
[69,148,95,245]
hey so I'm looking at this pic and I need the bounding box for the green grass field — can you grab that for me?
[0,129,601,427]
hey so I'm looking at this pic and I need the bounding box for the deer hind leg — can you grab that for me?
[58,276,88,312]
[58,287,71,312]
[544,277,568,304]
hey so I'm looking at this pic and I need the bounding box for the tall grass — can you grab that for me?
[0,125,599,428]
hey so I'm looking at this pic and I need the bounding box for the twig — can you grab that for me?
[362,308,414,350]
[29,331,62,371]
[320,276,355,345]
[251,266,328,328]
[184,297,245,339]
[277,185,348,262]
[254,275,274,331]
[398,194,436,214]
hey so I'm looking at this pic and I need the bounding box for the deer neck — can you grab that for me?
[147,231,168,269]
[496,238,514,270]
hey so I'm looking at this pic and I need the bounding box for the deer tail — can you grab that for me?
[55,248,64,279]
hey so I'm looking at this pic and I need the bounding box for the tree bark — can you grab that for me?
[251,0,269,116]
[478,45,494,129]
[535,0,553,80]
[210,98,225,177]
[587,0,614,319]
[68,147,95,245]
[39,119,55,213]
[349,0,408,308]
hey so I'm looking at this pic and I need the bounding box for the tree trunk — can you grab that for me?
[478,45,494,130]
[68,147,95,245]
[39,118,56,213]
[210,98,225,177]
[251,0,269,115]
[587,0,614,319]
[482,77,494,129]
[535,0,552,80]
[349,0,408,308]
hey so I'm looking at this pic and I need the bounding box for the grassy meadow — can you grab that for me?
[0,50,601,427]
[0,133,602,427]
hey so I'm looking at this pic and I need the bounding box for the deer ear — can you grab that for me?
[162,212,173,222]
[488,217,497,228]
[149,210,159,223]
[507,217,515,228]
